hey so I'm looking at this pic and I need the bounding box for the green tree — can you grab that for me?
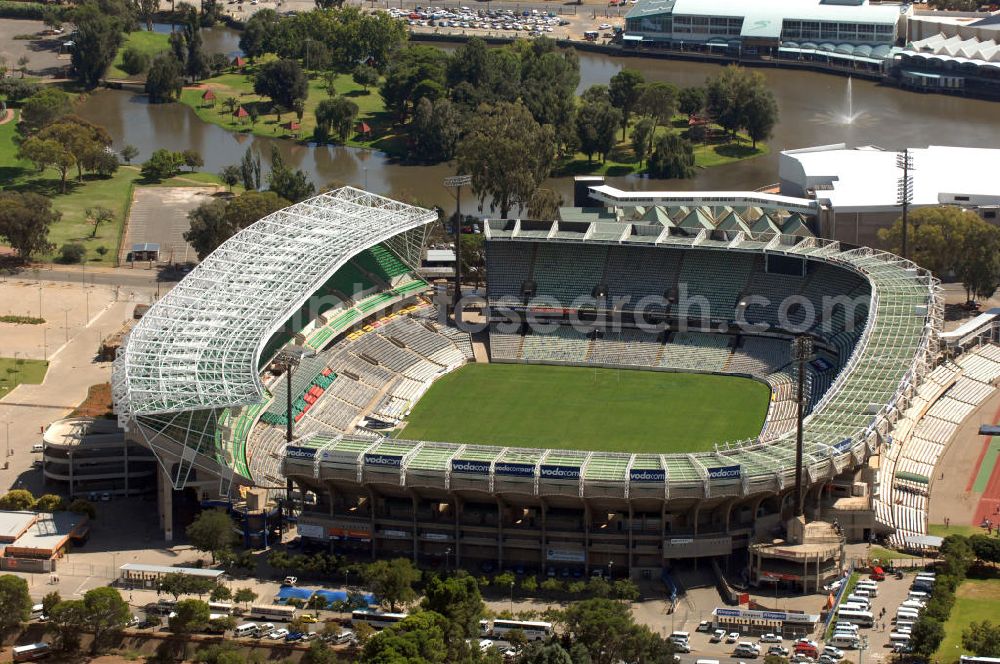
[140,149,185,181]
[420,573,485,639]
[255,58,308,111]
[941,534,976,580]
[240,146,262,191]
[209,585,231,603]
[379,45,449,122]
[527,188,563,222]
[457,100,555,219]
[145,53,184,103]
[70,3,126,88]
[743,87,779,148]
[0,194,59,260]
[359,611,454,664]
[518,39,580,156]
[361,558,421,612]
[0,575,32,629]
[35,116,112,182]
[561,597,669,664]
[120,47,150,76]
[85,206,115,239]
[523,642,573,664]
[185,190,289,259]
[233,587,257,610]
[678,86,706,116]
[648,133,695,179]
[955,221,1000,302]
[47,599,87,651]
[410,97,461,163]
[159,573,196,601]
[267,147,315,202]
[68,498,97,519]
[963,620,1000,657]
[182,149,204,172]
[238,9,281,60]
[635,81,679,132]
[20,88,73,134]
[169,598,210,633]
[575,98,621,164]
[137,0,158,30]
[59,243,86,264]
[910,616,945,658]
[352,64,378,92]
[34,494,65,512]
[219,165,241,192]
[120,144,139,165]
[186,508,237,564]
[83,587,130,654]
[314,96,358,144]
[612,579,640,601]
[41,591,62,619]
[631,117,655,167]
[609,69,645,140]
[17,137,75,192]
[302,639,338,664]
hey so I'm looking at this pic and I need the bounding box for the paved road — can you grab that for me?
[4,265,178,291]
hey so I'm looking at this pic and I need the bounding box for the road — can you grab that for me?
[5,264,178,291]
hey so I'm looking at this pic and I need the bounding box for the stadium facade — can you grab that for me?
[112,188,942,584]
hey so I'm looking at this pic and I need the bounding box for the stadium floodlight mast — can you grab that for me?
[444,174,472,321]
[273,345,317,535]
[791,335,814,519]
[896,150,915,260]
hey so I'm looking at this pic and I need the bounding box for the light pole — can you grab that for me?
[445,546,451,574]
[896,150,915,260]
[273,345,317,534]
[5,421,10,460]
[443,174,472,323]
[509,580,514,613]
[791,336,814,519]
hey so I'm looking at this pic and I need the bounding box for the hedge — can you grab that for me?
[0,1,63,20]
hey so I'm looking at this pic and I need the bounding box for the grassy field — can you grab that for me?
[867,546,918,561]
[936,578,1000,662]
[178,68,403,153]
[107,29,171,80]
[0,358,49,399]
[400,363,771,451]
[928,523,987,539]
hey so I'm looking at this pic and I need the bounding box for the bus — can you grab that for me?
[836,608,874,627]
[12,643,51,662]
[960,657,1000,664]
[208,602,234,615]
[492,619,553,641]
[250,604,297,621]
[351,609,409,629]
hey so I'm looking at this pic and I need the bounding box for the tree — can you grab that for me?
[185,191,289,259]
[169,598,210,634]
[218,165,241,192]
[33,117,112,182]
[575,99,621,164]
[302,639,338,664]
[240,147,262,191]
[562,598,670,664]
[255,59,308,111]
[631,117,655,167]
[267,148,315,203]
[145,53,184,103]
[0,575,31,630]
[379,45,449,121]
[59,243,86,264]
[361,558,421,612]
[705,65,774,141]
[70,4,125,88]
[420,573,485,639]
[68,498,97,519]
[120,144,139,165]
[85,206,115,239]
[314,96,358,144]
[458,101,555,219]
[612,579,640,601]
[527,188,563,221]
[970,534,1000,564]
[159,573,194,601]
[182,149,204,171]
[743,87,779,149]
[609,69,645,140]
[648,133,695,179]
[523,642,574,664]
[42,591,62,619]
[353,621,375,645]
[186,508,237,564]
[352,64,378,92]
[17,56,29,78]
[140,149,185,181]
[16,137,73,192]
[209,585,232,603]
[635,81,679,131]
[941,534,976,580]
[0,193,59,260]
[963,620,1000,657]
[233,587,257,610]
[83,587,130,654]
[409,97,461,163]
[47,599,87,651]
[678,86,706,116]
[137,0,158,30]
[358,611,453,664]
[955,221,1000,302]
[120,47,150,76]
[910,616,945,658]
[34,494,65,512]
[20,88,73,133]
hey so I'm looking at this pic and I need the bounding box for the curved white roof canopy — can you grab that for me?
[111,188,436,423]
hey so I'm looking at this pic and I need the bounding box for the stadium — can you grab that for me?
[111,186,947,586]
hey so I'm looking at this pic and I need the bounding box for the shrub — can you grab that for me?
[0,315,45,325]
[0,1,54,20]
[120,47,150,76]
[58,243,86,264]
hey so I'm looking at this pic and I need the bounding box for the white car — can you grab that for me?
[760,633,782,643]
[822,646,844,659]
[711,629,726,643]
[479,639,494,653]
[269,629,289,640]
[727,632,740,643]
[598,23,612,29]
[283,576,298,586]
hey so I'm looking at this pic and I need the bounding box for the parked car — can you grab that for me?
[760,633,782,643]
[823,646,844,659]
[269,629,289,640]
[283,576,298,586]
[819,655,839,664]
[727,632,740,643]
[711,629,726,643]
[768,646,790,657]
[285,631,304,642]
[697,621,712,632]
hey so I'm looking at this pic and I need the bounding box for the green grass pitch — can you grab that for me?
[399,363,772,452]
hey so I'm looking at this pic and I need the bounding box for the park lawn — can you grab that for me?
[0,358,49,399]
[936,578,1000,663]
[399,363,771,451]
[867,546,918,560]
[107,29,171,80]
[928,523,987,539]
[178,68,404,154]
[556,116,768,177]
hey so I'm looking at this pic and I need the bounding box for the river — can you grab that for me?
[75,27,1000,211]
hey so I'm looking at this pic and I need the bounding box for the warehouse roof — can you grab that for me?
[627,0,904,25]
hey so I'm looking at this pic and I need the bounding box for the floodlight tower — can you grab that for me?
[896,150,915,260]
[274,344,317,533]
[444,174,472,321]
[791,335,814,518]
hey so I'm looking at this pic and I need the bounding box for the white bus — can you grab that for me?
[12,643,51,662]
[351,609,409,629]
[208,602,234,615]
[250,604,297,621]
[960,657,1000,664]
[836,609,874,627]
[492,619,553,641]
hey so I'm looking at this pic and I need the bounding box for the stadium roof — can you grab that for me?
[779,144,1000,212]
[112,188,436,423]
[626,0,904,26]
